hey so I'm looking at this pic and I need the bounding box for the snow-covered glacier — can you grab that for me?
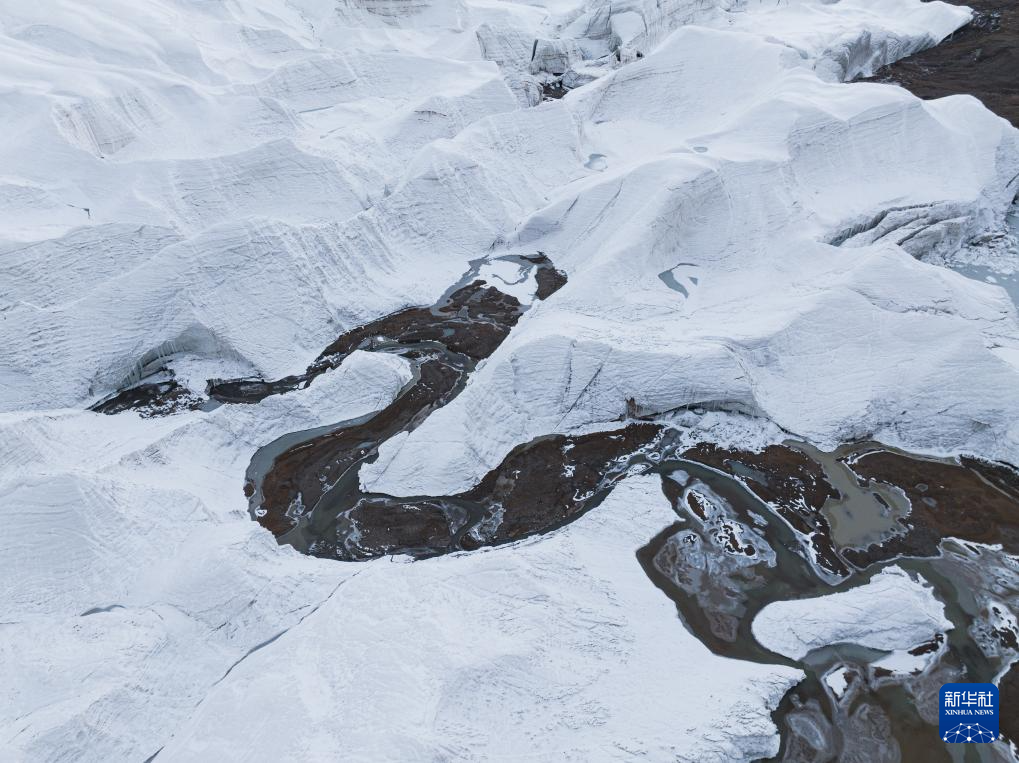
[2,0,1018,760]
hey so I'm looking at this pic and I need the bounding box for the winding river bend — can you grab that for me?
[234,255,1019,759]
[94,252,1019,758]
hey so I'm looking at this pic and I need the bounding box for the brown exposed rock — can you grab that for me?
[250,256,598,557]
[464,424,662,546]
[311,424,663,560]
[316,281,524,364]
[866,0,1019,125]
[90,379,204,417]
[530,256,568,300]
[679,443,847,576]
[256,356,465,537]
[210,280,523,404]
[841,451,1019,567]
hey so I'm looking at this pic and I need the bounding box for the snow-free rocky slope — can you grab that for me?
[1,0,1018,760]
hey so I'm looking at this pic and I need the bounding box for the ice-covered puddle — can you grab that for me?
[954,264,1019,308]
[947,202,1019,310]
[657,261,699,297]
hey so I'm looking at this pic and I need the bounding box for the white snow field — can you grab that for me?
[1,0,1018,760]
[752,566,953,660]
[150,476,801,761]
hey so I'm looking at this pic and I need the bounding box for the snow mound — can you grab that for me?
[751,566,952,660]
[0,350,411,759]
[0,0,978,414]
[1,0,1015,759]
[363,24,1019,497]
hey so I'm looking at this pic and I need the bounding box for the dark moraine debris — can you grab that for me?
[248,254,585,554]
[541,79,568,100]
[315,282,526,364]
[204,372,308,404]
[679,444,837,514]
[93,255,566,414]
[526,252,568,300]
[212,254,566,405]
[992,606,1019,651]
[460,425,663,548]
[210,279,522,405]
[678,443,848,577]
[326,424,664,560]
[841,450,1019,567]
[962,454,1019,497]
[865,0,1019,125]
[89,378,204,417]
[907,633,944,657]
[255,352,469,537]
[1001,661,1019,746]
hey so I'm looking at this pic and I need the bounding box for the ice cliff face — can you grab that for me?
[1,0,1005,421]
[1,0,1017,760]
[363,22,1019,497]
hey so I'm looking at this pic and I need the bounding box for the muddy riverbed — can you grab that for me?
[248,371,1019,759]
[91,249,1018,758]
[865,0,1019,125]
[638,445,1019,762]
[89,253,567,414]
[232,249,1019,759]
